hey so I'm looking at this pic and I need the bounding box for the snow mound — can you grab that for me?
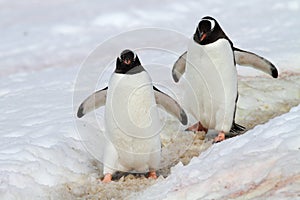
[0,68,99,200]
[133,105,300,199]
[1,66,299,199]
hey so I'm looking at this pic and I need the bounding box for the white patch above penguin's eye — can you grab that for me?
[133,52,137,61]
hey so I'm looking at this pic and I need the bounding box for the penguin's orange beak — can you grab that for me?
[200,33,207,42]
[124,59,131,65]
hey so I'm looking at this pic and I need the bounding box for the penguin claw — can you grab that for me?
[230,122,246,133]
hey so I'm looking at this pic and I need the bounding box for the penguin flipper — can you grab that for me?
[77,87,108,118]
[153,86,187,125]
[234,48,278,78]
[172,51,187,82]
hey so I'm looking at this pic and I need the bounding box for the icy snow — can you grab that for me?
[0,68,96,199]
[1,0,300,199]
[133,105,300,199]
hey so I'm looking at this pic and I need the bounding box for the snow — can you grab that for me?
[0,68,95,199]
[1,0,300,199]
[133,105,300,199]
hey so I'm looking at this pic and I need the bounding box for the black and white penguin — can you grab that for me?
[77,49,187,182]
[172,16,278,142]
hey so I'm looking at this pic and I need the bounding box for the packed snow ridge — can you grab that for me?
[134,105,300,200]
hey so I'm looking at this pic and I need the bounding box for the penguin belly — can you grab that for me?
[185,38,237,132]
[104,72,161,173]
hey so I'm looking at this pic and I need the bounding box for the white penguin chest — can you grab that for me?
[105,71,161,137]
[185,39,238,132]
[188,38,235,74]
[104,71,162,173]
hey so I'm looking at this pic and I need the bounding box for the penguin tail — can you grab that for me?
[228,122,246,137]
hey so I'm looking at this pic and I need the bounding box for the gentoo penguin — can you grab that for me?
[172,16,278,142]
[77,49,187,182]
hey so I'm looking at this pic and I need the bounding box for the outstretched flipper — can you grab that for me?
[234,47,278,78]
[77,87,108,118]
[153,86,187,125]
[172,51,187,82]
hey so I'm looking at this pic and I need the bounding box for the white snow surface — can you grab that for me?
[1,0,300,199]
[133,105,300,199]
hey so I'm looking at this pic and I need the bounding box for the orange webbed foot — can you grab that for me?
[214,132,225,143]
[186,121,208,132]
[148,171,157,179]
[102,173,112,183]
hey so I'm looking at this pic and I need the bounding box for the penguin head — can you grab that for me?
[120,49,135,65]
[194,16,230,45]
[115,49,142,74]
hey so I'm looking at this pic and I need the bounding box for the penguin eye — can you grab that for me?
[120,54,126,61]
